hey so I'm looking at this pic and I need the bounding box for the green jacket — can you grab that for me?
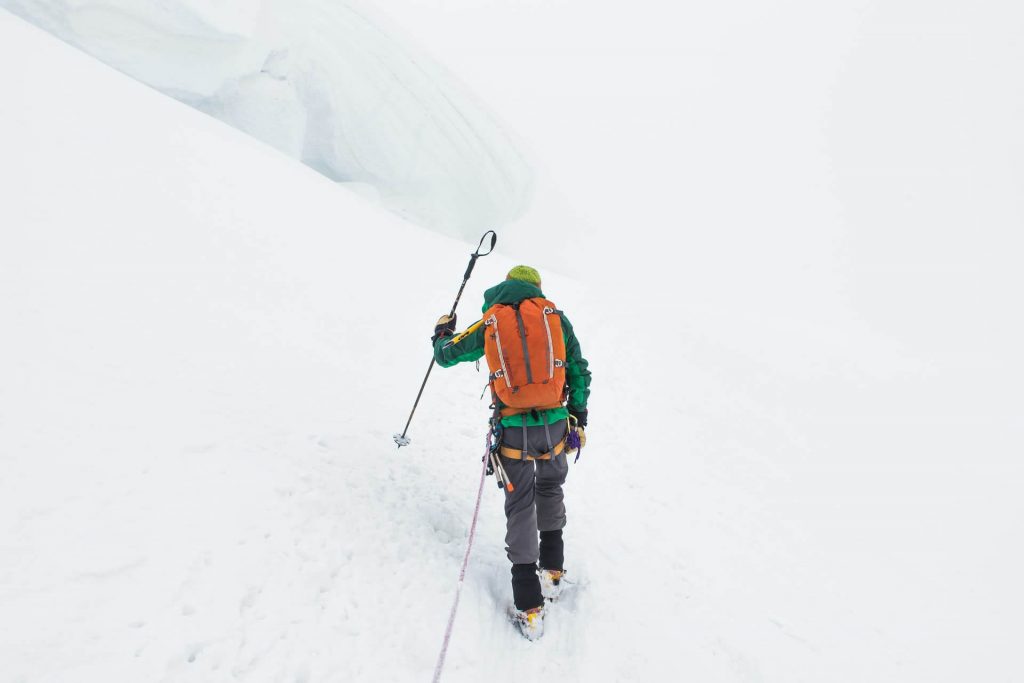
[433,280,591,427]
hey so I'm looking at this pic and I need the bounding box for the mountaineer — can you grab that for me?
[431,265,590,640]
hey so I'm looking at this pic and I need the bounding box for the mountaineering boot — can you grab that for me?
[539,568,565,601]
[510,563,545,639]
[512,605,546,641]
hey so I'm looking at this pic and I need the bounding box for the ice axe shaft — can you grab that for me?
[394,231,497,448]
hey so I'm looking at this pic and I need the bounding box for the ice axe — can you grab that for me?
[394,230,497,448]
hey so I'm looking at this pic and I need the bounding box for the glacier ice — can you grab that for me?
[2,0,534,240]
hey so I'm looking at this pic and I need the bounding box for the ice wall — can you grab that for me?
[1,0,534,241]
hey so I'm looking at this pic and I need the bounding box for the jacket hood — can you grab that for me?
[482,279,544,311]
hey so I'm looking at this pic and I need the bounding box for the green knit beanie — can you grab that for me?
[506,265,542,286]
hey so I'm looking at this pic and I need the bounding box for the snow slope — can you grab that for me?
[3,5,1024,683]
[0,0,533,241]
[0,11,530,681]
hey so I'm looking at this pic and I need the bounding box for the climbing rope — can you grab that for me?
[431,432,491,682]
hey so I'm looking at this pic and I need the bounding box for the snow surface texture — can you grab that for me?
[0,0,534,241]
[3,3,1024,682]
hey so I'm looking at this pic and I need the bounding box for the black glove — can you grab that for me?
[569,408,587,428]
[431,313,457,343]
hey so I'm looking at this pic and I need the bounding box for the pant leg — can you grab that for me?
[500,420,569,564]
[500,421,569,608]
[501,457,539,565]
[535,451,568,532]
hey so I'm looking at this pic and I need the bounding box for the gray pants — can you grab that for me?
[500,421,569,565]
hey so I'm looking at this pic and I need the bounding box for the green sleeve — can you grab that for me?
[560,313,591,411]
[433,321,486,367]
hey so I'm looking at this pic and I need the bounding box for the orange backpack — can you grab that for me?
[483,297,567,415]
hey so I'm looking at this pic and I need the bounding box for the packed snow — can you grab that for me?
[0,0,534,241]
[2,2,1023,682]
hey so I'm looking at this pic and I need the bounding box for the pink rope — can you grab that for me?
[432,434,491,683]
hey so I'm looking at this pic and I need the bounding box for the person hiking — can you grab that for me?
[430,265,591,640]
